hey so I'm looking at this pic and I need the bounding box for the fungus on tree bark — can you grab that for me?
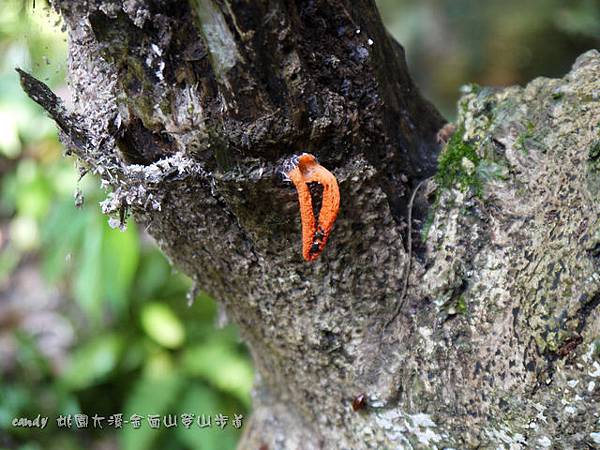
[18,1,600,448]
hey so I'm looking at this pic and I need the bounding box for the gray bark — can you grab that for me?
[19,0,600,448]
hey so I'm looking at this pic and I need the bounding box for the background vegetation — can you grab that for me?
[0,1,597,449]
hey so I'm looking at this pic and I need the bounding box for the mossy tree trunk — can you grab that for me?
[20,0,600,448]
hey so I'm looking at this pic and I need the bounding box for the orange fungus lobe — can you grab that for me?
[286,153,340,261]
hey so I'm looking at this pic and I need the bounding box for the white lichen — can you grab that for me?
[195,0,240,77]
[537,436,552,448]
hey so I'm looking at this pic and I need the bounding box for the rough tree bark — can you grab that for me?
[19,0,600,448]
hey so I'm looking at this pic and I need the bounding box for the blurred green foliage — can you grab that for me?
[0,2,252,450]
[377,0,600,118]
[0,0,597,449]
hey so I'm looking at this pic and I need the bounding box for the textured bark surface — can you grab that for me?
[20,0,600,448]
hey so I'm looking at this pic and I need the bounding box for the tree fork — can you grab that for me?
[19,0,600,448]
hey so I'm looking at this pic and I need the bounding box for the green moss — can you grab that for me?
[515,121,536,154]
[158,94,172,117]
[545,332,559,353]
[526,121,535,134]
[456,295,468,314]
[589,140,600,172]
[118,56,168,127]
[436,126,483,196]
[90,12,168,128]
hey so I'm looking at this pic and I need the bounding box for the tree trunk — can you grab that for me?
[20,0,600,448]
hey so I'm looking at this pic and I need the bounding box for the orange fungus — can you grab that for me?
[286,153,340,261]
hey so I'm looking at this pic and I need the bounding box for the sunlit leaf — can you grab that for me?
[0,106,21,157]
[141,302,186,349]
[14,159,53,220]
[10,215,39,251]
[181,341,253,407]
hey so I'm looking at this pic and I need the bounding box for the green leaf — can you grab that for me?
[60,334,123,390]
[0,384,30,429]
[40,197,91,282]
[175,384,240,450]
[73,212,103,324]
[181,341,253,407]
[141,303,186,349]
[121,371,183,450]
[14,159,53,219]
[134,249,172,300]
[101,219,140,317]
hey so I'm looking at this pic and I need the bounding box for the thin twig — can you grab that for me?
[383,177,431,329]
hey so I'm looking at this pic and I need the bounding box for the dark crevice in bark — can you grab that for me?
[575,291,600,336]
[115,117,178,165]
[538,291,600,387]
